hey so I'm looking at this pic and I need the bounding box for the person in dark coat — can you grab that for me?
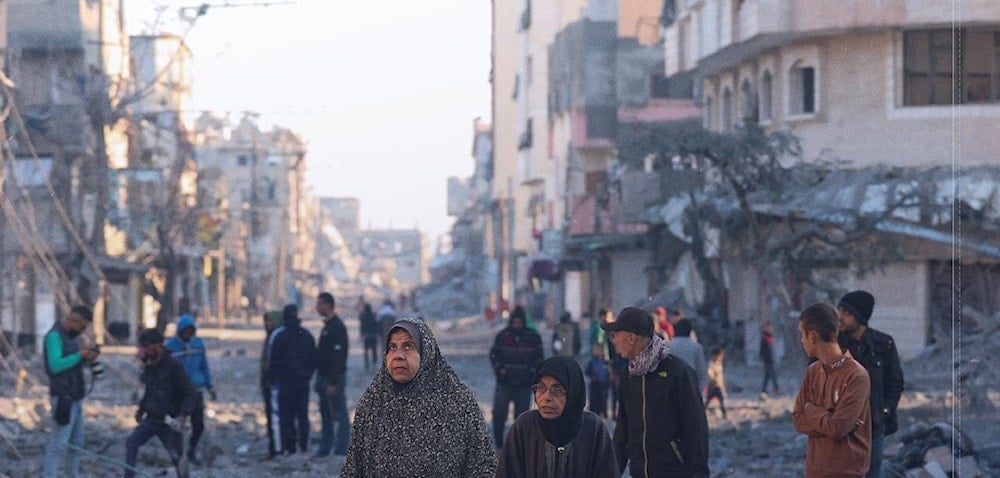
[759,321,780,399]
[837,290,905,478]
[605,307,710,478]
[358,302,380,369]
[125,329,199,478]
[259,310,283,458]
[551,311,581,357]
[490,306,545,448]
[266,304,316,454]
[341,318,497,477]
[313,292,350,457]
[497,356,617,477]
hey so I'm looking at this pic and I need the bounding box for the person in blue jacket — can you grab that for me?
[165,314,216,465]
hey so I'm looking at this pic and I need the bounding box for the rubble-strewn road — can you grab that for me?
[1,315,996,477]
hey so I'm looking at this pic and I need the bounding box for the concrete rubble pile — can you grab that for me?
[883,422,997,478]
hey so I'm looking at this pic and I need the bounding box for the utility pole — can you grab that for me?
[506,177,516,304]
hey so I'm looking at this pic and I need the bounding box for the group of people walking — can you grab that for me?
[40,287,903,477]
[258,293,353,459]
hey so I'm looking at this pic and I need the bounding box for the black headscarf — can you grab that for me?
[533,355,585,447]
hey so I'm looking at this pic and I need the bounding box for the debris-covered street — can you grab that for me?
[2,315,997,477]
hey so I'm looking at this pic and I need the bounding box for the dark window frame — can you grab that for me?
[904,29,1000,105]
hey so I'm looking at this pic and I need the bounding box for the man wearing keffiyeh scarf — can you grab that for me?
[603,307,710,478]
[340,318,497,477]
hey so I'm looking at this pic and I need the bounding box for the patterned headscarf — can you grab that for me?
[628,334,671,376]
[341,318,497,477]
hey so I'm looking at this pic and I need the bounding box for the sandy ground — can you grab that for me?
[2,315,997,477]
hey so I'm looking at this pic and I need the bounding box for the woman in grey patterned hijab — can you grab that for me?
[340,318,497,477]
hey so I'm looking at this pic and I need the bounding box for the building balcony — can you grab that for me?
[687,0,1000,77]
[567,192,647,237]
[8,0,100,50]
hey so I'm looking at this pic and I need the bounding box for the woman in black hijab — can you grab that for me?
[497,355,618,477]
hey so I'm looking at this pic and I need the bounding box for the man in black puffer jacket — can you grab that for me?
[838,290,905,478]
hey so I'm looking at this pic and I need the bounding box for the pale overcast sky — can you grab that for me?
[129,0,493,243]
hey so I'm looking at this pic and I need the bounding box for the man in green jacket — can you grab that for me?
[43,305,100,478]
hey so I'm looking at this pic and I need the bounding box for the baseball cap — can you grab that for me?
[601,307,654,337]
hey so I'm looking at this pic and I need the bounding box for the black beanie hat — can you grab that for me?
[283,304,299,322]
[838,290,874,325]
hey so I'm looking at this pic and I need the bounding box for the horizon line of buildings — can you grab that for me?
[0,0,427,354]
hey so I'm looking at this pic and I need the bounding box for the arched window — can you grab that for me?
[740,78,757,125]
[759,71,773,121]
[703,95,714,130]
[721,88,733,131]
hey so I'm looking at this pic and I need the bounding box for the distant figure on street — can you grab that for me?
[497,356,618,477]
[653,305,673,340]
[759,321,780,399]
[314,292,351,458]
[585,342,612,418]
[793,302,872,478]
[485,306,497,328]
[259,310,283,458]
[604,307,709,477]
[668,318,707,391]
[489,307,545,448]
[837,290,904,478]
[551,311,581,357]
[589,309,610,360]
[267,304,316,454]
[126,329,198,478]
[358,302,380,369]
[596,308,627,419]
[377,300,397,339]
[341,319,497,476]
[705,348,728,419]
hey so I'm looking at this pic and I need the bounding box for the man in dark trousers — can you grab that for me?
[313,292,351,458]
[165,314,216,465]
[838,290,905,478]
[267,304,316,454]
[43,305,100,478]
[125,329,198,478]
[260,310,283,458]
[489,305,544,448]
[759,321,780,399]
